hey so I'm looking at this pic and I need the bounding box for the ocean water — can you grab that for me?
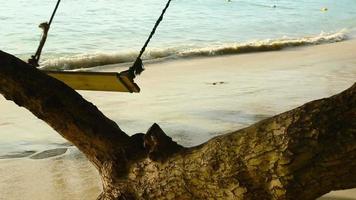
[1,0,356,69]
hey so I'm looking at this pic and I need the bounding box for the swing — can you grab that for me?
[28,0,172,93]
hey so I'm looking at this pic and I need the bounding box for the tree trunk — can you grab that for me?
[0,50,355,200]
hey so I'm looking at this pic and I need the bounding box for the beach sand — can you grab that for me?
[0,39,356,199]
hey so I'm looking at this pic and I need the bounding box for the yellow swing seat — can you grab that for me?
[45,71,140,93]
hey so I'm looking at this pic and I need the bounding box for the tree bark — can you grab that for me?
[0,50,355,200]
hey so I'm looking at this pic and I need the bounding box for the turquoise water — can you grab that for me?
[1,0,356,69]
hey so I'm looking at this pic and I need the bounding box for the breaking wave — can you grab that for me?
[41,30,348,70]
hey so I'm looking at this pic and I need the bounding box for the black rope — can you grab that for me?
[48,0,61,26]
[28,0,61,67]
[128,0,173,79]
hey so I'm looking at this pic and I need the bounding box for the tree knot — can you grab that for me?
[143,123,183,161]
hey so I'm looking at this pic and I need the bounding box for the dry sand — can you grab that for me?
[0,39,356,199]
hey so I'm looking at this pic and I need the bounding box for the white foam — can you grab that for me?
[40,30,348,70]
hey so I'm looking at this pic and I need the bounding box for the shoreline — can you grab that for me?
[93,36,355,73]
[41,30,350,71]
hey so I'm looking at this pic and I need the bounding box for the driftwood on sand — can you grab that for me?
[0,50,355,200]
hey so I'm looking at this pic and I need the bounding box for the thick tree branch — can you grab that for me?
[0,50,140,169]
[0,50,355,200]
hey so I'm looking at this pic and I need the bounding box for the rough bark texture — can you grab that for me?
[0,50,355,200]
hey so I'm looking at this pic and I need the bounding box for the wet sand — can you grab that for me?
[0,39,356,199]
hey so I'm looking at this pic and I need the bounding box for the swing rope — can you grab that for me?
[28,0,61,67]
[125,0,173,79]
[28,0,173,82]
[48,0,61,25]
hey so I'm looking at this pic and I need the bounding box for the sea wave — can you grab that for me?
[41,30,348,70]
